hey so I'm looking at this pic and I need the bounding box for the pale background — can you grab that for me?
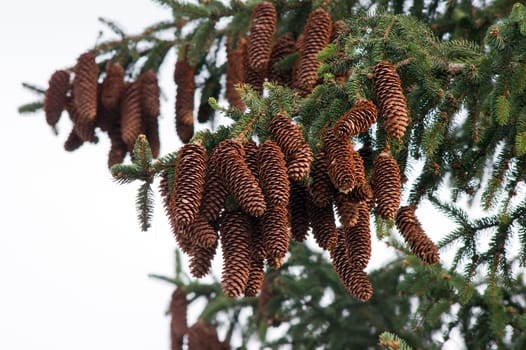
[0,1,459,349]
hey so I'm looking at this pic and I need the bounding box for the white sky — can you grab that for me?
[0,1,461,349]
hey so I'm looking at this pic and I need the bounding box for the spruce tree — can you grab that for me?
[20,0,526,348]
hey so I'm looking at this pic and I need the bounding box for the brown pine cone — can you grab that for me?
[323,129,356,193]
[170,288,188,350]
[244,256,265,297]
[396,205,440,264]
[182,215,218,248]
[63,127,84,152]
[262,204,290,267]
[249,217,266,261]
[215,139,266,217]
[268,32,296,86]
[200,148,229,222]
[140,70,160,118]
[344,203,371,270]
[187,320,226,350]
[174,59,196,143]
[171,143,208,226]
[100,61,124,111]
[219,210,252,297]
[244,40,265,95]
[287,149,314,181]
[348,149,373,202]
[247,1,277,73]
[66,95,98,143]
[294,8,332,96]
[334,100,378,138]
[310,203,338,251]
[120,81,143,151]
[189,243,217,278]
[310,151,335,207]
[373,61,410,140]
[142,110,160,158]
[330,231,373,301]
[258,140,290,207]
[44,70,70,127]
[289,182,311,242]
[73,51,98,122]
[244,139,259,176]
[334,192,361,227]
[226,37,246,110]
[107,121,128,168]
[372,151,401,219]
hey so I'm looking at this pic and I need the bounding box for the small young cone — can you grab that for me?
[289,182,311,242]
[294,8,332,96]
[330,231,373,301]
[44,70,70,127]
[219,210,252,297]
[244,256,265,297]
[334,100,378,138]
[324,129,356,193]
[64,127,84,152]
[172,143,208,226]
[310,151,335,207]
[139,70,160,118]
[174,59,196,143]
[215,139,266,217]
[226,37,246,110]
[262,204,290,267]
[344,203,372,270]
[258,140,290,207]
[73,51,98,122]
[200,148,229,222]
[268,32,296,86]
[247,1,277,73]
[120,81,143,151]
[189,242,217,278]
[310,203,338,251]
[100,61,125,111]
[372,151,401,219]
[396,205,440,264]
[373,61,410,140]
[170,288,188,350]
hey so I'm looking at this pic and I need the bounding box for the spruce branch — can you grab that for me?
[136,182,155,231]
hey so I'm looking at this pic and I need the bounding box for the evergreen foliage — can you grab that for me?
[21,0,526,348]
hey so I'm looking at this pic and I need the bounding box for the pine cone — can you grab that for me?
[100,61,124,111]
[247,1,277,73]
[310,151,335,207]
[171,143,208,226]
[244,40,265,95]
[244,139,259,176]
[174,59,196,143]
[187,320,226,350]
[310,203,338,251]
[349,149,373,202]
[215,139,266,217]
[262,204,290,267]
[182,215,218,248]
[44,70,70,127]
[226,37,246,110]
[289,182,311,242]
[373,61,410,140]
[107,121,128,168]
[268,32,296,86]
[189,243,217,278]
[244,256,265,297]
[73,51,98,122]
[334,192,361,227]
[120,81,143,151]
[294,8,332,96]
[66,96,97,143]
[330,231,373,301]
[344,203,371,270]
[324,129,356,193]
[372,151,401,219]
[334,100,378,138]
[140,70,160,118]
[258,140,290,207]
[200,148,229,222]
[170,288,188,350]
[396,205,440,264]
[220,210,252,297]
[64,127,84,152]
[142,110,160,158]
[249,217,266,261]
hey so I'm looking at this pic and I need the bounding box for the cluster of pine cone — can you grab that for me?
[43,51,161,168]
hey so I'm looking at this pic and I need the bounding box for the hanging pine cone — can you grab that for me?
[226,37,246,110]
[73,51,98,122]
[244,256,265,297]
[247,1,277,73]
[324,129,356,193]
[396,205,440,264]
[349,149,373,203]
[174,59,196,143]
[310,203,338,251]
[200,148,229,222]
[187,320,227,350]
[334,100,378,139]
[310,151,335,207]
[268,32,296,86]
[289,182,311,242]
[330,230,373,301]
[66,95,97,143]
[139,70,160,118]
[372,151,401,219]
[189,243,217,278]
[170,288,188,350]
[171,143,208,226]
[334,192,361,227]
[64,127,84,152]
[120,81,143,150]
[44,70,70,127]
[142,111,160,159]
[107,121,127,168]
[244,139,259,176]
[182,215,218,248]
[262,204,290,268]
[373,61,410,140]
[220,210,252,297]
[344,203,371,270]
[244,40,265,95]
[100,61,124,111]
[258,140,290,207]
[215,139,266,217]
[294,8,332,96]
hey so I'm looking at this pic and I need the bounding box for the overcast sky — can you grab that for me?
[0,1,460,349]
